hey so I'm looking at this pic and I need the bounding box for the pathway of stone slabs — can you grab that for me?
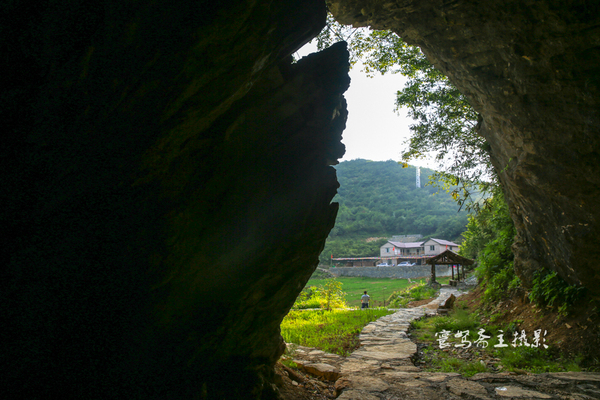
[289,287,600,399]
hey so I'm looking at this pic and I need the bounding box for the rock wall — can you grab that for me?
[5,0,600,397]
[2,1,349,398]
[331,265,452,279]
[330,0,600,294]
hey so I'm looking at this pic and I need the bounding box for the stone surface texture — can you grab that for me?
[330,0,600,294]
[302,363,342,381]
[3,1,348,398]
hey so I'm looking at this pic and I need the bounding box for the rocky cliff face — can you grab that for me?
[3,1,348,398]
[330,0,600,294]
[5,0,600,398]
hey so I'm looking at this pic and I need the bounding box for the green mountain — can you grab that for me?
[320,159,469,264]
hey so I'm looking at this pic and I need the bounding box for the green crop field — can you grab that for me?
[305,276,450,308]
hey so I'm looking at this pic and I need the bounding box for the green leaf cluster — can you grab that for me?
[459,189,520,305]
[459,188,586,314]
[292,287,322,309]
[292,278,348,310]
[528,269,587,316]
[387,281,438,308]
[323,278,345,311]
[431,308,481,333]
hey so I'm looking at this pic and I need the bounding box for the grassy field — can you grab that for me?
[281,308,394,356]
[305,276,450,308]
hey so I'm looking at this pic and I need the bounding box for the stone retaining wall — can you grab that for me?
[329,265,453,279]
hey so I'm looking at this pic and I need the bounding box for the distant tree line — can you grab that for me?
[320,160,468,264]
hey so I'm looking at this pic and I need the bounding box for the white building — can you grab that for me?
[380,241,424,257]
[379,238,460,265]
[422,238,459,255]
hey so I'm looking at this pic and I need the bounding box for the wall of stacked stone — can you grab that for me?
[329,265,453,279]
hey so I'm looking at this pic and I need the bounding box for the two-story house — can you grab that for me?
[379,238,459,265]
[332,237,460,268]
[380,241,424,257]
[422,238,459,255]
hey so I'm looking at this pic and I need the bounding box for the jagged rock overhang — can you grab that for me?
[329,0,600,295]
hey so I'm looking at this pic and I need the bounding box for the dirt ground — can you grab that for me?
[407,298,436,307]
[456,285,600,368]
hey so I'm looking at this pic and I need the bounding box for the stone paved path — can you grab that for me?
[289,287,600,399]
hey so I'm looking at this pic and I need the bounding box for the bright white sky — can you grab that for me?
[296,42,436,169]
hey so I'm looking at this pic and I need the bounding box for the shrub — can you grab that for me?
[528,269,586,316]
[293,287,323,309]
[322,278,346,310]
[479,261,521,305]
[388,281,438,307]
[292,278,348,310]
[409,283,438,301]
[433,308,480,332]
[462,189,520,307]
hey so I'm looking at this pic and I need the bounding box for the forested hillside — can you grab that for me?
[320,159,469,264]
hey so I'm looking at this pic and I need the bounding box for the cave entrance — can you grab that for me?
[292,37,470,270]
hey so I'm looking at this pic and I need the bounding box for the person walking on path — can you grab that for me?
[361,291,370,309]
